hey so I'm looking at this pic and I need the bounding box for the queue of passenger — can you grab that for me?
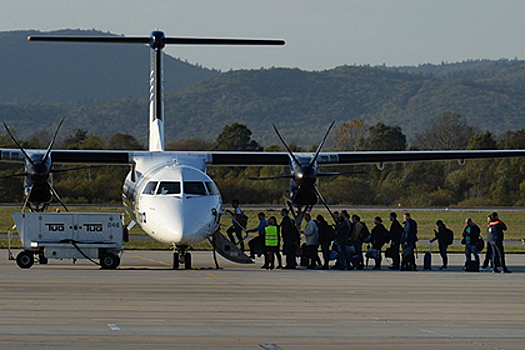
[243,208,512,273]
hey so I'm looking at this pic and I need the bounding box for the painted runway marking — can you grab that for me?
[259,345,283,350]
[107,324,121,331]
[130,255,171,266]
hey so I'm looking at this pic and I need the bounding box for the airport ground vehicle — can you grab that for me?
[11,212,124,269]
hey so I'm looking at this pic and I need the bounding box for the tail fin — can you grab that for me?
[149,42,165,152]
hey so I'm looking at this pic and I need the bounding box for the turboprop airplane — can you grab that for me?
[2,30,525,269]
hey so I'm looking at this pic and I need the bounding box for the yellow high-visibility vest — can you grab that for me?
[265,225,279,247]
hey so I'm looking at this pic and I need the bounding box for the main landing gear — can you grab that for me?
[173,245,192,270]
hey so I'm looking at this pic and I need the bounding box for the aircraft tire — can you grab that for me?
[173,253,179,269]
[184,252,192,270]
[16,251,35,269]
[100,252,120,269]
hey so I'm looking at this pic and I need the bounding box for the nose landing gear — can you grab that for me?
[173,245,192,269]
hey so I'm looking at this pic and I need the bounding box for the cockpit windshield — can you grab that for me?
[205,181,220,195]
[143,181,158,195]
[184,181,207,195]
[156,181,181,195]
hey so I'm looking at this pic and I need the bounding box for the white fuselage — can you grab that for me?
[122,154,222,246]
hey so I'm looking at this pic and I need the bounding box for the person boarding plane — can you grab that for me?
[2,30,525,269]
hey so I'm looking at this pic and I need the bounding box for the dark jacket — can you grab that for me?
[371,223,389,250]
[389,219,403,246]
[335,222,351,246]
[403,219,418,246]
[462,223,481,245]
[280,215,297,243]
[487,220,507,243]
[318,220,335,246]
[431,225,452,246]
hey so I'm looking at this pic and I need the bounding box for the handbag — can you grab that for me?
[365,247,380,259]
[402,245,414,257]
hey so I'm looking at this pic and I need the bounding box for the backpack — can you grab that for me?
[358,223,371,243]
[237,212,249,228]
[443,228,454,246]
[327,225,337,242]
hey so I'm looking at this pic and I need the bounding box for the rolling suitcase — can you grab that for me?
[423,241,432,270]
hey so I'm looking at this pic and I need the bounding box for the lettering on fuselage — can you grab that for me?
[84,223,103,232]
[45,223,65,231]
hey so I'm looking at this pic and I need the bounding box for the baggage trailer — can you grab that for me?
[12,212,124,269]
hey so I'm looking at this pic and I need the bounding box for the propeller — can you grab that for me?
[252,122,350,186]
[250,122,356,224]
[3,117,70,212]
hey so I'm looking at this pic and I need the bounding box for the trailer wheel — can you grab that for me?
[16,251,35,269]
[100,252,120,269]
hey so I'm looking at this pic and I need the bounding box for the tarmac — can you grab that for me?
[0,249,524,350]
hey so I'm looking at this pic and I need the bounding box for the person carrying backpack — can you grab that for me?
[369,216,390,270]
[317,215,335,269]
[430,220,453,270]
[401,213,418,271]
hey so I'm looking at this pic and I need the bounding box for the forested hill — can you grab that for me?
[0,29,218,103]
[166,61,525,145]
[2,57,525,145]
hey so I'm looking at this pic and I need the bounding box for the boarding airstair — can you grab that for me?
[208,210,253,265]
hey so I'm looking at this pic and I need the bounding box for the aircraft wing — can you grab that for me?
[3,149,525,167]
[0,149,134,165]
[208,149,525,166]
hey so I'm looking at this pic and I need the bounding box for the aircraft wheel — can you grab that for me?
[173,252,179,269]
[184,252,192,270]
[100,252,120,269]
[16,251,35,269]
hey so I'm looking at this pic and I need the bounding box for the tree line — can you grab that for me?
[1,112,525,207]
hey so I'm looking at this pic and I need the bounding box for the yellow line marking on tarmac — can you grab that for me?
[204,272,241,279]
[131,255,172,267]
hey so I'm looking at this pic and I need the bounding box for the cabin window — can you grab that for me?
[156,181,181,195]
[184,181,207,195]
[142,181,158,195]
[205,181,220,195]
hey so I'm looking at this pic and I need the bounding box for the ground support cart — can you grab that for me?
[11,212,124,269]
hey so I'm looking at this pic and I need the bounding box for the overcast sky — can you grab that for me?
[2,1,525,71]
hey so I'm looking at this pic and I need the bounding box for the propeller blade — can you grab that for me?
[43,117,66,162]
[3,122,34,166]
[273,124,302,168]
[249,175,293,181]
[0,172,28,179]
[22,184,34,212]
[317,170,370,177]
[310,121,335,166]
[313,186,337,225]
[47,180,69,212]
[50,165,93,173]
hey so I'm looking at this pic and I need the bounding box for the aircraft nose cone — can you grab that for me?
[147,197,217,245]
